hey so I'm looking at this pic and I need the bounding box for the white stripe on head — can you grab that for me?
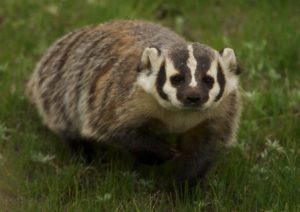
[187,45,198,87]
[163,58,183,108]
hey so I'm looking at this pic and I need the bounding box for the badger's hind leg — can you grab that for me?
[111,125,177,165]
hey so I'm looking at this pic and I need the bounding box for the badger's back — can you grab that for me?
[26,20,186,139]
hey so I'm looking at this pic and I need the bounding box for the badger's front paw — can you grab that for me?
[130,144,177,165]
[174,153,215,189]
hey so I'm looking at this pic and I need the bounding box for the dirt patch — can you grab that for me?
[0,187,17,210]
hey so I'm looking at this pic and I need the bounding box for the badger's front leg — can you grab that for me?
[175,120,218,188]
[175,114,238,187]
[111,124,176,165]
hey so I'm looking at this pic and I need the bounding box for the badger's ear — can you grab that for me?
[220,48,241,75]
[139,47,163,73]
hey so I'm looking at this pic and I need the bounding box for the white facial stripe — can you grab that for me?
[163,58,183,107]
[187,45,198,87]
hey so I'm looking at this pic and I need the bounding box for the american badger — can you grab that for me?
[26,20,241,186]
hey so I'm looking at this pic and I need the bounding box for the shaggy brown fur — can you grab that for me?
[26,20,241,187]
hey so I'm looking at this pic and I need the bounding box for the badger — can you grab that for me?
[26,20,242,187]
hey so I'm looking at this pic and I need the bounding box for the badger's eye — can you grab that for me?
[171,74,185,86]
[202,75,214,88]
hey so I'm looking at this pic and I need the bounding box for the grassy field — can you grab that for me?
[1,0,300,211]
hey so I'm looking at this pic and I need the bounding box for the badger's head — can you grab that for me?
[137,43,241,110]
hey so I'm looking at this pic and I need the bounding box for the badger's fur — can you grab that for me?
[26,20,242,186]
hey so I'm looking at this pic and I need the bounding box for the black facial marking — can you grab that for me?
[169,46,192,92]
[170,47,190,76]
[192,44,213,75]
[169,45,215,107]
[202,75,214,89]
[215,63,226,102]
[156,60,168,100]
[170,74,185,87]
[196,56,211,73]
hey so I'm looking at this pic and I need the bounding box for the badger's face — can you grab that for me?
[137,43,240,110]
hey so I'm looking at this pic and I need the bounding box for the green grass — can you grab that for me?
[1,0,300,211]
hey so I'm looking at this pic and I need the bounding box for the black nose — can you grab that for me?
[185,94,202,105]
